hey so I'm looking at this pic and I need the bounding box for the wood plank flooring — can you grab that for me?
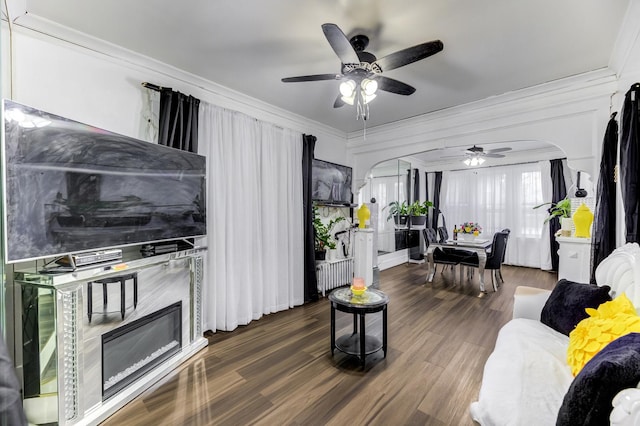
[102,263,558,426]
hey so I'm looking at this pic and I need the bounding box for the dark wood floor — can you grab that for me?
[102,263,558,426]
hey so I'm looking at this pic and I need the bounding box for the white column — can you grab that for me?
[354,228,374,287]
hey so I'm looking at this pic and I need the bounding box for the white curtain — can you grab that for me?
[198,102,304,332]
[440,162,549,268]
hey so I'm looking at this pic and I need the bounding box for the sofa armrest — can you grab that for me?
[611,387,640,425]
[512,286,551,320]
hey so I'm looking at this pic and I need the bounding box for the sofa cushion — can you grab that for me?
[566,293,640,375]
[469,318,573,426]
[540,279,611,336]
[558,333,640,426]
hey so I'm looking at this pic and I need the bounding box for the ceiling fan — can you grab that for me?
[281,23,443,113]
[464,145,512,158]
[441,145,513,166]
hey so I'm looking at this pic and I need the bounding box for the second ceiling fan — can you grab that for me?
[281,23,444,111]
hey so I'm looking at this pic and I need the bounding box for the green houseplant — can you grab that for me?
[533,198,572,223]
[385,201,409,228]
[313,206,345,260]
[408,200,433,228]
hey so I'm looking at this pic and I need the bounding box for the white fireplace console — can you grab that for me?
[14,247,208,426]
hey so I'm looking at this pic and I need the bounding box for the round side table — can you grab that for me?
[329,287,389,369]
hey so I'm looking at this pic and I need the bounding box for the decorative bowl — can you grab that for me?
[350,286,367,296]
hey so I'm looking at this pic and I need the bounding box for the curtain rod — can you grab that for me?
[141,82,171,92]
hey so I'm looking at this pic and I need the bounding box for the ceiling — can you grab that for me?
[19,0,630,134]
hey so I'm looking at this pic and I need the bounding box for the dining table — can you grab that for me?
[425,237,493,296]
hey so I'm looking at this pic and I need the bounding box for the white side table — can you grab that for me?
[557,236,592,283]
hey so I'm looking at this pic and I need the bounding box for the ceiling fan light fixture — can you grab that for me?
[339,80,356,97]
[463,158,471,166]
[478,157,485,165]
[361,78,378,96]
[341,94,355,105]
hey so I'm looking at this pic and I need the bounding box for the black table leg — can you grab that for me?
[383,305,388,357]
[120,278,125,320]
[133,274,138,309]
[360,313,366,369]
[330,303,336,356]
[87,282,93,323]
[352,313,358,335]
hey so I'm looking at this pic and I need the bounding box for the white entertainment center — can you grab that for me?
[14,247,208,426]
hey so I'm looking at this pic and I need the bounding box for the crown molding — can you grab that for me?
[346,69,618,153]
[8,12,346,140]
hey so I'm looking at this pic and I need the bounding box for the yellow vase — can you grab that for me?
[572,203,594,238]
[357,204,370,229]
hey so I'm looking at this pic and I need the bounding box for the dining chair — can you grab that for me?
[422,228,463,273]
[459,230,510,292]
[437,226,449,243]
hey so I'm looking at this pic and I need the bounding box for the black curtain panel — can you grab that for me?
[302,134,318,303]
[432,171,443,229]
[413,169,420,203]
[621,83,640,243]
[158,88,200,153]
[425,171,429,201]
[549,159,567,271]
[590,113,619,282]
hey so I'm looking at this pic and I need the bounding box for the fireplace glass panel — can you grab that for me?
[102,302,181,400]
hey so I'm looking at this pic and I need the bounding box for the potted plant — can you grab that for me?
[313,206,345,260]
[534,198,572,235]
[408,200,433,228]
[385,201,409,229]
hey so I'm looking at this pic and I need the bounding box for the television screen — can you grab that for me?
[2,99,206,263]
[311,159,353,205]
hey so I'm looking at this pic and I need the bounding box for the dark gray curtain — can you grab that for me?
[549,159,567,271]
[621,83,640,243]
[425,171,429,201]
[413,169,419,203]
[591,113,619,282]
[302,134,318,303]
[159,88,200,153]
[431,171,443,229]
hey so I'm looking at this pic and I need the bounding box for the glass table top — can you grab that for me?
[329,287,389,308]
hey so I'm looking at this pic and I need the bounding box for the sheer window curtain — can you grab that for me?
[440,162,550,268]
[198,102,304,332]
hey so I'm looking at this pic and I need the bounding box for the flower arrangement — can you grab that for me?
[459,222,482,235]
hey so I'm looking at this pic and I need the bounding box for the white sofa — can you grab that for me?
[469,243,640,425]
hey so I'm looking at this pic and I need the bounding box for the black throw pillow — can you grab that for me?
[557,333,640,426]
[540,279,611,336]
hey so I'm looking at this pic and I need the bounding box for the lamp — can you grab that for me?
[463,155,485,167]
[339,77,379,119]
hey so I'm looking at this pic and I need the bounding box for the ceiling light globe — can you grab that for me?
[362,78,378,96]
[339,80,356,97]
[471,157,479,166]
[478,157,485,165]
[464,158,471,166]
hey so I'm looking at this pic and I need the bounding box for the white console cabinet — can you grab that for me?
[557,236,591,283]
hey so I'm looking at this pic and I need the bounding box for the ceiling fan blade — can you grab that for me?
[375,76,416,95]
[333,94,345,108]
[322,23,361,65]
[485,147,512,154]
[281,74,341,83]
[374,40,444,72]
[483,153,506,158]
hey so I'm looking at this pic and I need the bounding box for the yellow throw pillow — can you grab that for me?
[567,293,640,376]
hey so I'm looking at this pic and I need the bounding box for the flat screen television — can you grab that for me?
[2,99,206,263]
[311,159,353,205]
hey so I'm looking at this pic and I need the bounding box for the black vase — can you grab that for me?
[315,250,326,261]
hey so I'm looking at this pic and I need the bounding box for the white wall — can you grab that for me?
[0,19,347,155]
